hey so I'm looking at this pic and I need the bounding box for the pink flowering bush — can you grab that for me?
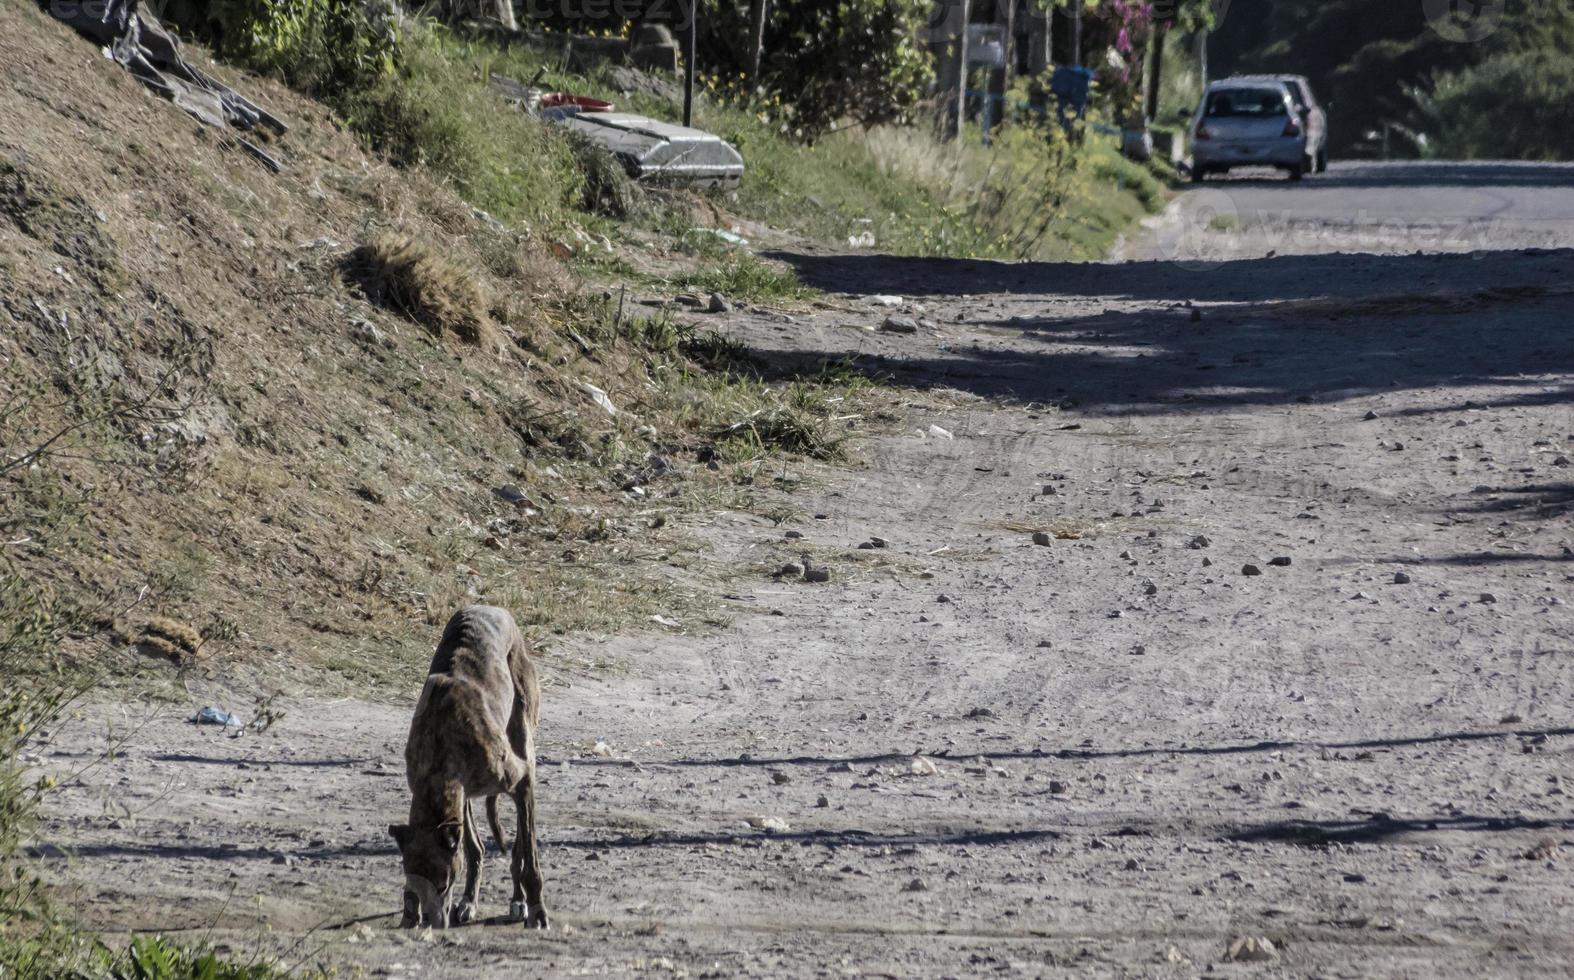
[1099,0,1154,127]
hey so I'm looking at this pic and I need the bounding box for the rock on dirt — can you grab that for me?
[1242,564,1263,576]
[880,316,919,334]
[1225,936,1279,963]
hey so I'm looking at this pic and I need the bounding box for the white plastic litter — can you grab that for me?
[580,382,619,416]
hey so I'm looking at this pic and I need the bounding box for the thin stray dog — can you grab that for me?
[390,605,548,928]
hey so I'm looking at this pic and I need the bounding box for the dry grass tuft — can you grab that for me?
[346,233,490,343]
[137,617,203,663]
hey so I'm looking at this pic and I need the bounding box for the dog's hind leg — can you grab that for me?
[454,796,484,924]
[510,756,549,929]
[486,794,509,857]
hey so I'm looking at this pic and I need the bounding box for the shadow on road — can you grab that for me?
[754,247,1573,418]
[547,724,1574,772]
[766,244,1572,305]
[1226,812,1574,847]
[555,826,1068,851]
[142,752,383,769]
[1454,482,1574,520]
[1199,161,1574,192]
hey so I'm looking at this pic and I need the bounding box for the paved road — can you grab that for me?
[1138,160,1574,261]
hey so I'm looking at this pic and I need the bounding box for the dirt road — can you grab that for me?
[37,163,1574,977]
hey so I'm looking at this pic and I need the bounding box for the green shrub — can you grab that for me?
[705,0,936,137]
[567,133,644,220]
[115,935,292,980]
[336,34,584,231]
[666,254,814,303]
[166,0,399,93]
[1427,48,1574,160]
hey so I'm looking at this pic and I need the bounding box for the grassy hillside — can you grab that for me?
[230,20,1172,269]
[0,2,886,703]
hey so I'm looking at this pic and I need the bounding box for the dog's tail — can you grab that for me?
[486,794,509,856]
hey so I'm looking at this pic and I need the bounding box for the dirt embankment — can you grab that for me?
[1,3,731,700]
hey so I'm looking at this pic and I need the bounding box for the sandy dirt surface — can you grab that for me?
[33,163,1574,977]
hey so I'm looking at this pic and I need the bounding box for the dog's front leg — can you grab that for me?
[453,797,484,924]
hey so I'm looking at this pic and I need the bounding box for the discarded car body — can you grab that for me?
[559,112,745,189]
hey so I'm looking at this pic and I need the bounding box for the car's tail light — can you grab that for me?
[1196,125,1213,140]
[1283,118,1301,137]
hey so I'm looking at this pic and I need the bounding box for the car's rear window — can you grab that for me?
[1205,89,1288,118]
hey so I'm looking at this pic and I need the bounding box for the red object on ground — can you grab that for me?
[539,93,614,113]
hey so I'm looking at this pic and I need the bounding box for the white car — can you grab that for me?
[1189,79,1314,182]
[1237,73,1329,173]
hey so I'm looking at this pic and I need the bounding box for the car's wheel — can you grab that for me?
[1287,163,1304,182]
[1190,166,1207,183]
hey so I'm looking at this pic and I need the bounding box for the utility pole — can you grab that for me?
[1070,0,1082,67]
[493,0,517,31]
[683,0,697,127]
[985,0,1016,138]
[955,0,971,141]
[936,0,971,141]
[747,0,769,84]
[1025,0,1050,76]
[1144,20,1166,124]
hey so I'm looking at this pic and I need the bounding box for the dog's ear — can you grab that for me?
[439,824,461,853]
[389,824,411,853]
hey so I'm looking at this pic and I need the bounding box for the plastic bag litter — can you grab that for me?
[579,382,619,416]
[194,706,241,727]
[686,227,749,247]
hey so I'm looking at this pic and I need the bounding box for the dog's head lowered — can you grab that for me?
[389,822,463,928]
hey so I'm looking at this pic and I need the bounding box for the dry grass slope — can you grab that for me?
[0,4,868,699]
[346,233,490,344]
